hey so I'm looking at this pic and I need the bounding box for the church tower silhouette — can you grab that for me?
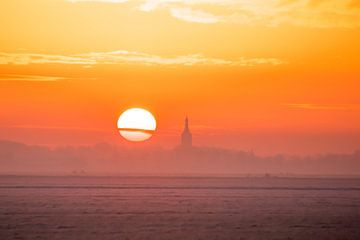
[181,116,192,148]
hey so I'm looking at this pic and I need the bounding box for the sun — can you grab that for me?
[117,108,157,142]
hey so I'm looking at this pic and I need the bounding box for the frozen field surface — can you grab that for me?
[0,176,360,240]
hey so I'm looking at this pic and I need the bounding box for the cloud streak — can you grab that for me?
[0,74,67,82]
[68,0,128,3]
[170,7,220,24]
[69,0,360,28]
[3,124,109,132]
[285,103,360,111]
[0,51,284,67]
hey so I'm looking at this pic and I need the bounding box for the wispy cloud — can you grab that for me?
[73,0,360,28]
[0,51,284,67]
[3,124,109,132]
[137,0,238,12]
[284,103,360,110]
[0,74,66,82]
[0,52,92,65]
[170,7,220,24]
[67,0,128,3]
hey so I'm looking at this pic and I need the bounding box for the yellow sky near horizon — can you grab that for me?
[0,0,360,154]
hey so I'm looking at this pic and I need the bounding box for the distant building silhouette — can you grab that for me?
[181,116,192,148]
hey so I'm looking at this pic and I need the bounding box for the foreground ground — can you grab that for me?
[0,176,359,240]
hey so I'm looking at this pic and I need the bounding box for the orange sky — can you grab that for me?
[0,0,360,155]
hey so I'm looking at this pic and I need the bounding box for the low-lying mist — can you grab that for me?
[0,140,359,176]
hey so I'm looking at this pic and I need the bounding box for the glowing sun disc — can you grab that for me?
[117,108,156,142]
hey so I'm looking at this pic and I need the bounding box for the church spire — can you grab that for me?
[181,116,192,148]
[185,116,189,130]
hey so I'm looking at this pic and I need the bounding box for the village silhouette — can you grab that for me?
[0,116,359,176]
